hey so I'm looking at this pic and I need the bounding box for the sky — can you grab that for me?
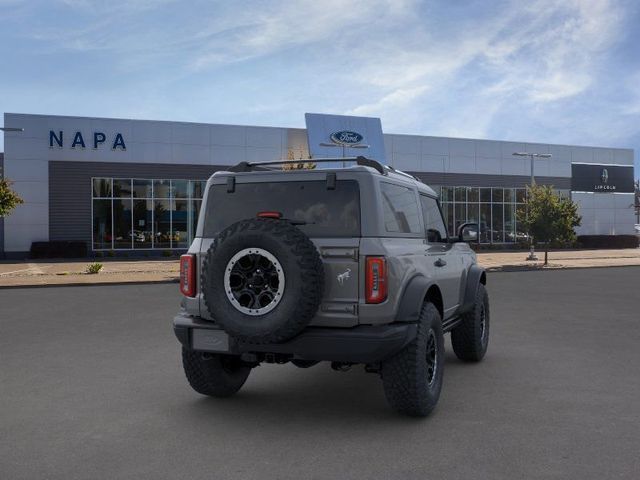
[1,0,639,178]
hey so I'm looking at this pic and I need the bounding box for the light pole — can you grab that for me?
[319,142,369,167]
[512,151,552,261]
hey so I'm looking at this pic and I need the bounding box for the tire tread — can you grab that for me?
[451,283,489,362]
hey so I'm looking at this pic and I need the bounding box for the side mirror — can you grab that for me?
[458,222,479,243]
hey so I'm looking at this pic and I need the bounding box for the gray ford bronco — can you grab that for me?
[173,157,489,416]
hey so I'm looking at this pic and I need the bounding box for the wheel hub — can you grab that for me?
[426,328,438,386]
[224,248,285,316]
[479,304,487,343]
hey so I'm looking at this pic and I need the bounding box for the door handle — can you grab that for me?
[434,258,447,267]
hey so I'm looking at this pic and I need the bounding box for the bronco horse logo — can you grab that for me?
[337,268,351,285]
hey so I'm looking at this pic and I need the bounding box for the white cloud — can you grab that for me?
[2,0,637,159]
[190,0,418,70]
[346,0,628,138]
[481,0,623,103]
[345,85,429,116]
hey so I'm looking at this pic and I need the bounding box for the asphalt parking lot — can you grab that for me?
[1,268,639,480]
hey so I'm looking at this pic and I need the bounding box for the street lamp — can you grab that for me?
[512,151,553,261]
[0,127,24,132]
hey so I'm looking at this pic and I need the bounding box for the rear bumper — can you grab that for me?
[173,311,417,364]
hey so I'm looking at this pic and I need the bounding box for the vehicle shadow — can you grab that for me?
[171,351,471,428]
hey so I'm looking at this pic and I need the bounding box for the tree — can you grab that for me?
[0,178,24,217]
[519,185,581,265]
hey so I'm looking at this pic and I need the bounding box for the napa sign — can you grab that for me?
[49,130,126,150]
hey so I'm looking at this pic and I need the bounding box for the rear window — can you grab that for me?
[204,180,360,237]
[380,182,422,234]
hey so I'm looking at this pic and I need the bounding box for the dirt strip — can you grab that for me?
[1,249,638,287]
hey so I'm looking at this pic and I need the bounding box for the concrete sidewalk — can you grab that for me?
[0,259,179,287]
[479,248,640,271]
[1,248,639,287]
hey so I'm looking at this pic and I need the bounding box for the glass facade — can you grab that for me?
[437,186,529,244]
[92,178,205,250]
[436,186,570,243]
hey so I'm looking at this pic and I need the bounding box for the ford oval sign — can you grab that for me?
[330,130,364,146]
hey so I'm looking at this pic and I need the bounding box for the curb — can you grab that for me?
[484,264,640,273]
[0,278,179,290]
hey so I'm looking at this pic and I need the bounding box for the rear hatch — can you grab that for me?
[199,176,361,327]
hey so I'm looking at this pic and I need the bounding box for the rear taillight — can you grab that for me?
[365,256,387,304]
[257,211,282,219]
[180,254,196,297]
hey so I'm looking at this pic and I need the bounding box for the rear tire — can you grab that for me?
[381,302,444,417]
[291,359,319,369]
[182,348,251,397]
[451,283,490,362]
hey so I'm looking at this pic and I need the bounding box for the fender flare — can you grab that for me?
[459,265,487,314]
[394,275,434,323]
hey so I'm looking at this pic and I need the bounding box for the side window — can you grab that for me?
[420,195,448,243]
[380,182,422,234]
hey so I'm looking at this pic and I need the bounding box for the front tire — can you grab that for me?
[182,348,251,397]
[381,302,444,417]
[451,283,490,362]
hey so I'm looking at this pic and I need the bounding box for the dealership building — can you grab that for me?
[0,112,636,258]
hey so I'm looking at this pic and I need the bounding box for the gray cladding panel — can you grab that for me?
[409,171,571,189]
[49,161,224,244]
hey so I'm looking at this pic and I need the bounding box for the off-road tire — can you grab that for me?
[381,302,444,417]
[182,348,251,397]
[451,283,489,362]
[201,218,324,344]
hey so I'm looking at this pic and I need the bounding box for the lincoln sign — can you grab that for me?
[571,163,634,193]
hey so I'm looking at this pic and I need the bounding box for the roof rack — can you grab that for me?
[227,156,386,175]
[385,165,422,182]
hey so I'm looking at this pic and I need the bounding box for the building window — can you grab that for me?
[91,178,205,250]
[439,186,530,244]
[92,199,112,249]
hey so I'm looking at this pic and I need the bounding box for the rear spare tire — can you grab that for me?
[201,218,324,344]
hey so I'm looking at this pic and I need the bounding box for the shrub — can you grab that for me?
[29,241,87,259]
[577,235,639,249]
[86,263,103,274]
